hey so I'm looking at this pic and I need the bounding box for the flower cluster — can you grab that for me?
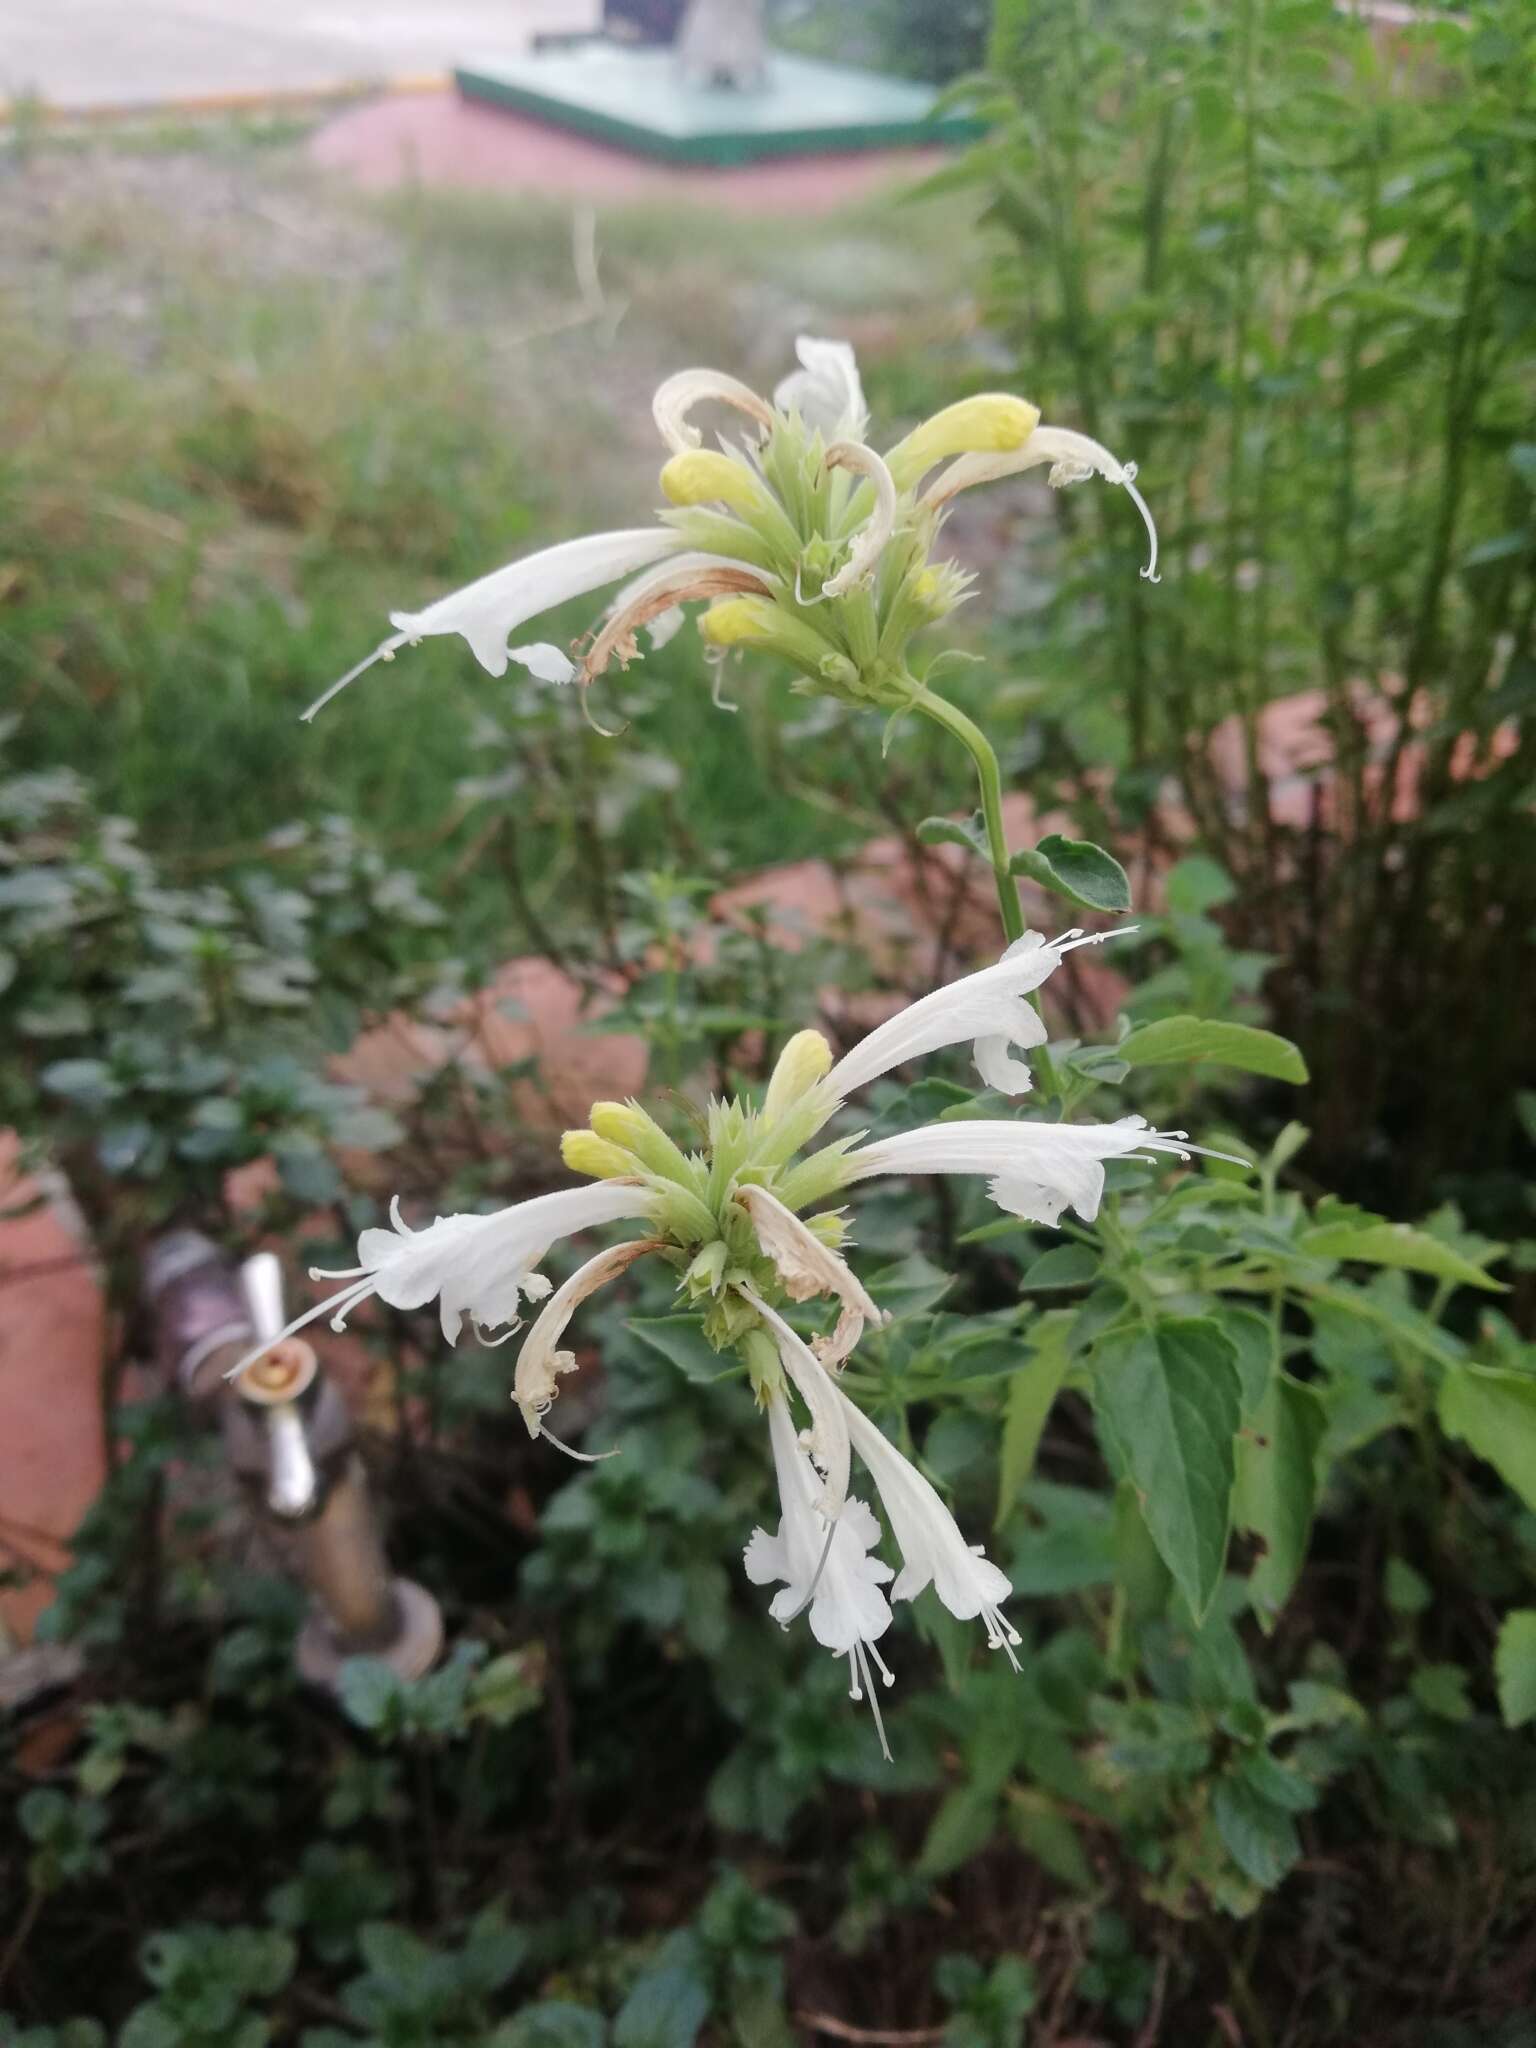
[303,335,1158,723]
[234,928,1237,1755]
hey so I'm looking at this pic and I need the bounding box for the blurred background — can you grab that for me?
[2,1,1535,2042]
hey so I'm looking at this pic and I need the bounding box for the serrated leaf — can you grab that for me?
[1439,1362,1536,1507]
[1301,1218,1504,1292]
[1213,1305,1273,1415]
[1235,1374,1326,1630]
[1010,833,1132,913]
[996,1322,1071,1528]
[1091,1319,1242,1620]
[1118,1015,1307,1085]
[1495,1611,1536,1728]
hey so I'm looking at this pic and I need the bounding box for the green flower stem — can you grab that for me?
[911,685,1022,943]
[912,684,1062,1100]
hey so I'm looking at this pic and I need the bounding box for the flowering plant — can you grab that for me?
[234,337,1265,1755]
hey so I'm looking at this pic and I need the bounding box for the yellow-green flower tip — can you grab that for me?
[561,1129,640,1180]
[762,1029,834,1124]
[886,394,1041,490]
[698,595,779,649]
[659,450,768,519]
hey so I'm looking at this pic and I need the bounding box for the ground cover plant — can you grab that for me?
[2,49,1536,2048]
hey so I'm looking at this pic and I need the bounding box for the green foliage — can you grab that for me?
[945,0,1536,1201]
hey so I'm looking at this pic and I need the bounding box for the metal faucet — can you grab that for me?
[142,1232,443,1689]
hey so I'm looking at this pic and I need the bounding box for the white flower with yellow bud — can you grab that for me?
[228,923,1244,1748]
[302,336,1156,723]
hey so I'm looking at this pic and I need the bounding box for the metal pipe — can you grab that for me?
[140,1231,442,1689]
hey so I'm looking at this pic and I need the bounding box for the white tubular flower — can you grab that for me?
[773,335,868,443]
[652,366,776,454]
[845,1117,1240,1229]
[744,1389,896,1756]
[514,1236,662,1454]
[821,441,898,600]
[303,528,686,719]
[831,1382,1021,1667]
[823,927,1134,1104]
[228,1182,658,1378]
[738,1286,850,1520]
[735,1184,887,1366]
[922,425,1161,584]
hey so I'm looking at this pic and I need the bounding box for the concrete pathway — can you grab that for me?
[3,0,597,114]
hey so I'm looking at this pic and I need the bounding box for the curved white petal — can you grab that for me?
[737,1286,850,1519]
[923,425,1160,583]
[823,927,1133,1104]
[583,553,774,680]
[736,1185,886,1365]
[652,367,775,455]
[774,336,868,444]
[514,1235,661,1438]
[831,1383,1018,1660]
[821,441,898,599]
[230,1182,656,1380]
[845,1116,1243,1228]
[747,1392,893,1654]
[302,529,686,720]
[506,642,578,684]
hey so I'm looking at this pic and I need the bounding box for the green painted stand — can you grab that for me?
[453,47,982,166]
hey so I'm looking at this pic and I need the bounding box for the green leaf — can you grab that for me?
[1118,1015,1307,1085]
[1091,1319,1242,1620]
[996,1322,1071,1528]
[501,2004,608,2048]
[1163,855,1236,916]
[1234,1375,1326,1629]
[865,1253,954,1319]
[1384,1557,1431,1616]
[626,1316,725,1384]
[1495,1611,1536,1728]
[1005,1788,1094,1892]
[1018,1243,1098,1292]
[916,812,989,860]
[1301,1217,1504,1292]
[1010,834,1132,914]
[1438,1362,1536,1508]
[919,1786,999,1877]
[1410,1663,1473,1723]
[613,1947,709,2048]
[1211,1776,1301,1890]
[1213,1305,1273,1416]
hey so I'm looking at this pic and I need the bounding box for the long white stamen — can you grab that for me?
[301,633,409,722]
[225,1274,376,1380]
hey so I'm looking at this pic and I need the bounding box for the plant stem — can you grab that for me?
[910,686,1022,943]
[911,684,1064,1102]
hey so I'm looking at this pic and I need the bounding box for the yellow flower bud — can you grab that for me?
[762,1029,833,1124]
[885,394,1041,491]
[699,598,857,690]
[659,450,772,521]
[698,595,779,649]
[590,1100,695,1184]
[560,1129,642,1181]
